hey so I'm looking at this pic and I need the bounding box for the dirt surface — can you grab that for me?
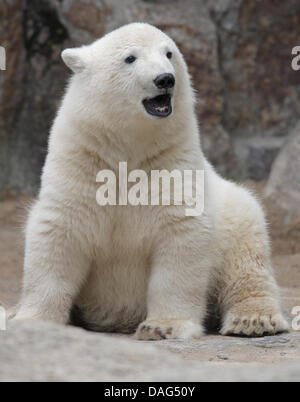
[0,195,299,371]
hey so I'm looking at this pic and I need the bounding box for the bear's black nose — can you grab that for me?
[154,73,175,89]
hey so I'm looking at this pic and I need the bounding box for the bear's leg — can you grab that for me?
[14,201,91,325]
[216,189,289,337]
[219,262,289,337]
[135,222,210,340]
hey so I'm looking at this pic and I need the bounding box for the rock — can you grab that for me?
[264,122,300,216]
[234,137,285,180]
[212,0,300,179]
[0,0,70,195]
[263,122,300,254]
[0,320,300,382]
[1,0,300,192]
[217,353,229,360]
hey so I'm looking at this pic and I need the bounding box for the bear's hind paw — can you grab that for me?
[221,312,289,337]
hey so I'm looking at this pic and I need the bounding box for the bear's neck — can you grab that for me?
[54,94,203,170]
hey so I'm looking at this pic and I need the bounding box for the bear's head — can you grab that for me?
[61,23,195,135]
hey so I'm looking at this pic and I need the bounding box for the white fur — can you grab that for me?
[15,23,288,339]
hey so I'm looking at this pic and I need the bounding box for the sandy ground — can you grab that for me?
[0,195,300,367]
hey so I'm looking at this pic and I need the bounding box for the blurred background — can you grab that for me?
[0,0,299,255]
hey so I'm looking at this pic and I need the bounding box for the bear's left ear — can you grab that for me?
[61,48,86,73]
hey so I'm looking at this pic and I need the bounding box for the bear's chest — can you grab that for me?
[91,202,158,258]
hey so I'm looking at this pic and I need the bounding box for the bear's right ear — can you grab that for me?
[61,48,86,73]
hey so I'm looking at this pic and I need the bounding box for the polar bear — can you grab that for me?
[15,23,288,339]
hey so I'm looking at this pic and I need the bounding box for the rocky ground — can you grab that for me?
[0,192,299,382]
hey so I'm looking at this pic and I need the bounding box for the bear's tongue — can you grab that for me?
[143,94,172,118]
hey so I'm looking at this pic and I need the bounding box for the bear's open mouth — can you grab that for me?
[142,94,172,118]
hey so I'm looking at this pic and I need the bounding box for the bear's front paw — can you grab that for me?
[221,310,289,337]
[134,319,203,341]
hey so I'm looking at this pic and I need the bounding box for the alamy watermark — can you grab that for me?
[292,46,300,71]
[0,46,6,71]
[0,306,6,330]
[96,162,204,216]
[292,306,300,331]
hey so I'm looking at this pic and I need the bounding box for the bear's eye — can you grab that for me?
[125,55,136,64]
[166,51,173,59]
